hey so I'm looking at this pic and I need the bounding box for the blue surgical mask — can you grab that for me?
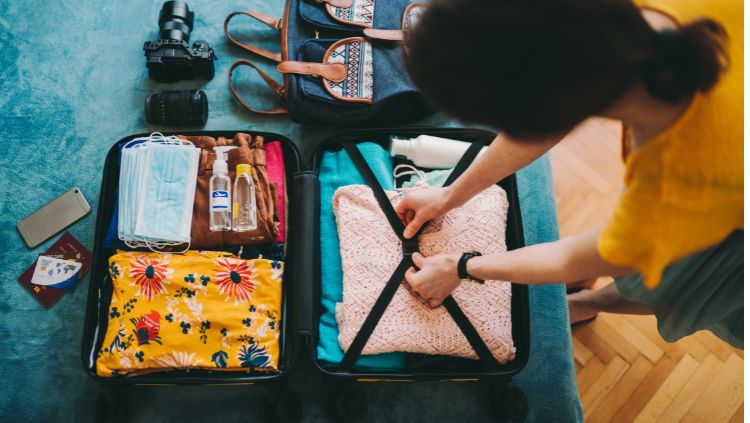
[118,134,199,250]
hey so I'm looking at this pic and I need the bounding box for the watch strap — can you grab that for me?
[458,251,483,283]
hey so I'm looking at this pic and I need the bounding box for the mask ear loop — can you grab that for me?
[393,164,427,190]
[141,237,191,254]
[122,137,151,149]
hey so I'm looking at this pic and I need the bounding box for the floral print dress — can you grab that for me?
[96,250,283,376]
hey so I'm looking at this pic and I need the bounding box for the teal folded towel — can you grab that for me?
[317,142,406,371]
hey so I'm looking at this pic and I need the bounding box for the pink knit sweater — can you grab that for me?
[333,184,515,363]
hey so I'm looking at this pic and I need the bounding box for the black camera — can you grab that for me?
[144,1,216,83]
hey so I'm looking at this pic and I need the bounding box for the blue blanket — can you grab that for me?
[515,158,584,422]
[317,143,406,370]
[0,0,581,420]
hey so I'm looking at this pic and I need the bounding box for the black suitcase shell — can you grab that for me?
[81,131,303,385]
[292,127,530,382]
[81,127,530,388]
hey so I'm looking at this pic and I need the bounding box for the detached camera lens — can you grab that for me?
[145,89,208,127]
[158,1,194,42]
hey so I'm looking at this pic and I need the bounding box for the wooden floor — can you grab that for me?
[548,118,745,423]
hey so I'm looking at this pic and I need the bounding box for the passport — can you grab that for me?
[18,232,92,309]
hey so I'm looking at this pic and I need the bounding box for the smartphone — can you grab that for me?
[17,188,91,249]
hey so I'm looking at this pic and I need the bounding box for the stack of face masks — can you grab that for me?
[118,133,200,250]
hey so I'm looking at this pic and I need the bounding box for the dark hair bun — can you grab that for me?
[642,19,728,103]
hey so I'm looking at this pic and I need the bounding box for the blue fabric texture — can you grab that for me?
[317,142,406,370]
[515,156,584,423]
[0,0,580,420]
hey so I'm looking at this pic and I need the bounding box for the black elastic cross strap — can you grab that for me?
[442,296,498,369]
[338,139,498,372]
[338,258,414,372]
[443,138,486,188]
[438,139,501,369]
[342,142,407,239]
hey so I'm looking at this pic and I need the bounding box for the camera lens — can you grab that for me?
[158,1,194,42]
[145,90,208,127]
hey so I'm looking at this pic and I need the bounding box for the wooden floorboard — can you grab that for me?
[549,118,744,422]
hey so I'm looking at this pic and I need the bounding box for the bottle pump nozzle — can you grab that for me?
[213,146,237,174]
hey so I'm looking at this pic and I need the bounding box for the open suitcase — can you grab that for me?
[81,127,530,423]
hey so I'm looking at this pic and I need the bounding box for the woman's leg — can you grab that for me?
[568,282,653,324]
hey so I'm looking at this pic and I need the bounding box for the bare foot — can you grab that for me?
[567,289,598,325]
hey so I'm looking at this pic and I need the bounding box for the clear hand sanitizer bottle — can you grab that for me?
[209,146,236,231]
[232,164,257,232]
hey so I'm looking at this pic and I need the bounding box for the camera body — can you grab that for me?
[144,1,216,83]
[144,39,216,83]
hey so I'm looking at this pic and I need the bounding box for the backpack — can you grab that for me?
[224,0,433,126]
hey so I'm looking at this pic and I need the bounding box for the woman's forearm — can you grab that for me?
[446,132,563,207]
[467,226,635,284]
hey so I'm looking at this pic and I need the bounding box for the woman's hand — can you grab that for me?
[403,252,462,308]
[395,187,455,239]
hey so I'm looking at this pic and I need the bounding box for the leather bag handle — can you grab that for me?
[224,11,283,62]
[228,60,288,115]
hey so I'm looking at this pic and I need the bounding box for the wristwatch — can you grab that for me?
[457,251,484,284]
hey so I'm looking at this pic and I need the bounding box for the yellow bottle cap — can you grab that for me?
[236,164,252,176]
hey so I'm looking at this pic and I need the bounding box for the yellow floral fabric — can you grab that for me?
[598,0,744,288]
[96,250,283,377]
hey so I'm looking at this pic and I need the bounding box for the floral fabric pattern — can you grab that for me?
[97,250,283,377]
[214,257,256,304]
[128,256,172,302]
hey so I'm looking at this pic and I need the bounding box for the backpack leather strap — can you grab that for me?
[224,11,283,62]
[228,60,288,115]
[316,0,353,8]
[277,61,347,82]
[363,28,404,42]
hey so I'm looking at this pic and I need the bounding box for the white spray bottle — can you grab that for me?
[209,146,237,231]
[390,135,487,169]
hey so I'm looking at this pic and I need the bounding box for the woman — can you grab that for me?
[398,0,743,348]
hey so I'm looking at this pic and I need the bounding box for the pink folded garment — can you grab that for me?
[333,184,515,363]
[264,141,286,243]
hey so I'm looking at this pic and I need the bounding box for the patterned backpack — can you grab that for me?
[224,0,432,126]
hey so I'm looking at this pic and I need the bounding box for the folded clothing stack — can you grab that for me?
[179,133,280,248]
[333,184,515,362]
[96,250,283,376]
[105,133,287,251]
[318,143,406,371]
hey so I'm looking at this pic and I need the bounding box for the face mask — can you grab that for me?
[118,133,199,251]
